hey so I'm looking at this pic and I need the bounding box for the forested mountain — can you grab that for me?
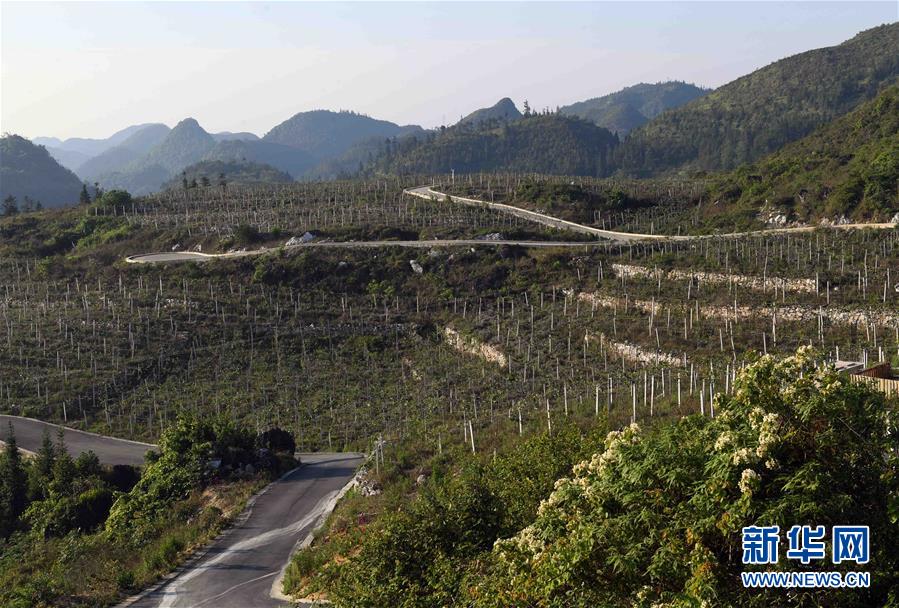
[368,113,619,176]
[162,159,293,189]
[263,109,423,162]
[202,139,315,178]
[560,81,707,135]
[78,123,171,181]
[458,98,522,127]
[617,23,899,176]
[710,84,899,222]
[93,118,216,194]
[0,135,85,209]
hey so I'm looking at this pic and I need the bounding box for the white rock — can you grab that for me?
[410,260,424,274]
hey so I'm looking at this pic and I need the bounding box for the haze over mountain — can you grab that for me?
[263,110,423,163]
[78,123,171,181]
[1,135,85,209]
[33,123,162,158]
[560,82,708,136]
[616,23,899,175]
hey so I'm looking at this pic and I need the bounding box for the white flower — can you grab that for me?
[739,468,760,495]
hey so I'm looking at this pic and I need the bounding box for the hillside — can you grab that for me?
[202,139,315,178]
[162,159,293,189]
[0,135,85,209]
[617,23,899,175]
[560,81,707,135]
[78,123,171,181]
[710,84,899,222]
[263,109,423,162]
[45,146,93,173]
[94,118,216,194]
[458,98,522,127]
[368,113,619,177]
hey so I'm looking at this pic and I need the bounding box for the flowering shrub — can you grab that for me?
[479,348,899,607]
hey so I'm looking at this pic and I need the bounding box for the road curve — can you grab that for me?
[0,414,155,466]
[405,186,897,241]
[124,452,363,608]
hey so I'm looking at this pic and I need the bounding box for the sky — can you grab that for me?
[1,1,896,140]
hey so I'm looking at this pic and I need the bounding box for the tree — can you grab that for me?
[218,172,227,190]
[0,424,28,537]
[93,181,103,199]
[2,195,18,216]
[201,176,210,188]
[80,184,92,205]
[28,429,55,501]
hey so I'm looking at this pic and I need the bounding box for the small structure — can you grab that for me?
[837,360,899,398]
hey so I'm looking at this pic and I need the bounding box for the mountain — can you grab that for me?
[560,82,707,136]
[211,131,259,142]
[45,146,93,173]
[33,123,162,158]
[710,84,899,222]
[617,23,899,176]
[202,139,314,178]
[458,98,522,127]
[368,113,619,177]
[78,124,171,181]
[162,160,293,190]
[263,110,423,163]
[94,118,216,194]
[1,135,85,209]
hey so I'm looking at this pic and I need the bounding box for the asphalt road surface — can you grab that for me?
[0,414,155,466]
[126,452,363,608]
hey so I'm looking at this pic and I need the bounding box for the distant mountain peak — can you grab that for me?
[458,98,522,127]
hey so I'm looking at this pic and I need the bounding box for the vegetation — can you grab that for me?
[162,159,293,190]
[458,98,523,128]
[708,84,899,223]
[0,135,85,209]
[560,81,708,136]
[368,113,619,177]
[0,414,296,607]
[617,23,899,176]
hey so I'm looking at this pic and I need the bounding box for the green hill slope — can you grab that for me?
[1,135,85,209]
[369,113,619,177]
[560,81,707,136]
[710,84,899,223]
[617,23,899,176]
[79,123,171,181]
[163,159,293,189]
[263,109,423,163]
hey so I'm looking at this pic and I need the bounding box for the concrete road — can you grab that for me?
[0,414,155,466]
[124,239,599,264]
[126,452,363,608]
[406,186,897,241]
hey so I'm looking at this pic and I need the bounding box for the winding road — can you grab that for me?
[0,414,155,466]
[124,452,363,608]
[124,186,896,265]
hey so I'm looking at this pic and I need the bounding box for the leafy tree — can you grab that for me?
[2,195,18,216]
[79,184,91,205]
[0,424,28,537]
[28,430,55,501]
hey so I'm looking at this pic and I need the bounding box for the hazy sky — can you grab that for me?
[2,1,896,140]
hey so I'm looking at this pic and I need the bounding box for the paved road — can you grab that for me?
[405,186,897,241]
[0,414,155,466]
[124,186,896,266]
[124,239,598,264]
[126,452,363,608]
